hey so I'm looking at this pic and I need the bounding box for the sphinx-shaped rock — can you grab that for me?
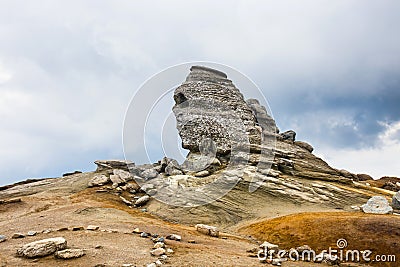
[173,66,261,156]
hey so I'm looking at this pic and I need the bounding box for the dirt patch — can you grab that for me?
[240,212,400,266]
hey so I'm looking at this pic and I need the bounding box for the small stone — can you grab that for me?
[140,232,149,238]
[147,189,158,196]
[195,170,210,177]
[54,249,86,259]
[159,255,168,261]
[0,235,7,243]
[147,263,156,267]
[166,248,174,254]
[119,196,132,206]
[122,264,134,267]
[132,228,140,234]
[95,245,103,249]
[71,226,84,231]
[87,225,100,231]
[42,229,52,234]
[135,195,150,207]
[12,233,25,239]
[150,248,166,256]
[141,208,148,212]
[166,234,181,241]
[188,240,196,243]
[155,260,163,266]
[153,242,165,249]
[27,231,37,236]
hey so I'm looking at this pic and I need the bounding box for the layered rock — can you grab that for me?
[173,66,262,156]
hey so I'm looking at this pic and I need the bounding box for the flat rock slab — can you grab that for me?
[55,248,86,259]
[16,237,67,258]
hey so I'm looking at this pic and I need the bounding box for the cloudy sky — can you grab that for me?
[1,0,399,185]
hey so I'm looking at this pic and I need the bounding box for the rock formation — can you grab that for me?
[173,66,264,156]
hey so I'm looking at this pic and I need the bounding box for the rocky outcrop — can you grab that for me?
[94,160,135,172]
[280,130,296,142]
[173,66,262,156]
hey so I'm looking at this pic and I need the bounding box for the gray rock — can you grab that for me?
[392,191,400,210]
[12,233,25,239]
[94,160,135,172]
[147,263,157,267]
[165,159,183,176]
[195,224,219,237]
[140,183,155,192]
[88,175,110,187]
[110,174,125,185]
[27,231,37,236]
[166,234,181,241]
[280,130,296,141]
[294,141,314,153]
[173,66,261,156]
[150,247,166,256]
[361,196,393,214]
[135,195,150,207]
[141,169,159,180]
[16,237,67,258]
[356,173,373,181]
[246,98,279,134]
[0,235,6,243]
[113,169,134,182]
[54,249,86,259]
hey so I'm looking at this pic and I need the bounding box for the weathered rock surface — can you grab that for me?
[0,235,6,243]
[195,224,219,237]
[135,195,150,207]
[294,141,313,153]
[16,237,67,258]
[361,196,393,214]
[392,191,400,210]
[54,248,86,259]
[88,175,110,187]
[94,160,135,172]
[173,66,261,155]
[280,130,296,141]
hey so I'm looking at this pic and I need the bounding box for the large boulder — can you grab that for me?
[280,130,296,142]
[361,196,393,214]
[173,66,261,156]
[16,237,67,258]
[392,191,400,210]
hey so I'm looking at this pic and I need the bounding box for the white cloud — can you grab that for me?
[317,121,400,178]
